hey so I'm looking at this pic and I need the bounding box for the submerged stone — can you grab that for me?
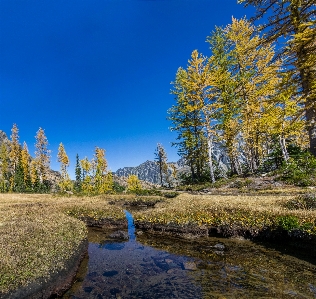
[102,270,119,277]
[182,261,197,270]
[102,243,125,250]
[213,243,225,250]
[109,230,129,240]
[83,286,93,293]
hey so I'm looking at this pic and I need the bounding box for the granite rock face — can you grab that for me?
[115,160,161,184]
[0,130,9,146]
[114,144,231,185]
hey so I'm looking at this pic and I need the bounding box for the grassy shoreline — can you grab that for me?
[0,194,127,296]
[133,193,316,237]
[1,192,316,297]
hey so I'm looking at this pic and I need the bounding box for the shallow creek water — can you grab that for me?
[62,211,316,299]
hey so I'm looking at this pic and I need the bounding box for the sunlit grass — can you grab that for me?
[0,194,126,295]
[133,193,316,235]
[1,192,316,296]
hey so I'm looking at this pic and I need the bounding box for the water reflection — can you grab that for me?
[124,210,136,241]
[62,212,316,299]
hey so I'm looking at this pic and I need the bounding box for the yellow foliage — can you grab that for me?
[21,142,30,184]
[127,175,142,192]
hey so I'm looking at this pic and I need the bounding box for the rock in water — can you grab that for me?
[182,261,197,271]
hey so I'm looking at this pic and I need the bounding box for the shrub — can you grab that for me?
[163,192,179,198]
[231,179,252,189]
[277,215,300,231]
[285,193,316,210]
[280,152,316,186]
[113,181,125,193]
[127,175,142,193]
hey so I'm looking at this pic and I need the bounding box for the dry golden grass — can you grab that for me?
[0,193,128,295]
[1,192,316,295]
[133,193,316,234]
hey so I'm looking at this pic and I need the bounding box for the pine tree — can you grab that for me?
[13,155,25,192]
[34,128,51,183]
[155,143,169,186]
[75,154,82,192]
[0,143,9,192]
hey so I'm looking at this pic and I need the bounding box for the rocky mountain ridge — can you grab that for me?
[114,159,189,185]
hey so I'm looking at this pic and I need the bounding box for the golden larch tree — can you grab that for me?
[127,174,142,192]
[57,142,72,192]
[21,142,31,185]
[9,123,20,172]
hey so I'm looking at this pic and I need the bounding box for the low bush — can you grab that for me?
[284,193,316,210]
[279,152,316,186]
[163,192,179,198]
[277,215,300,231]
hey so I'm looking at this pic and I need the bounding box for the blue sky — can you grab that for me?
[0,0,254,177]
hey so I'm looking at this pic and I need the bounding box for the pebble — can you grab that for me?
[213,243,225,250]
[182,261,197,270]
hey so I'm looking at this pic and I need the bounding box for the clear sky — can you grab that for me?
[0,0,254,177]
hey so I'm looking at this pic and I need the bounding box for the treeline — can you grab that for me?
[0,124,114,194]
[168,4,315,185]
[0,124,51,192]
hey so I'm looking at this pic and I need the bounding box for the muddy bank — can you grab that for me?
[78,217,127,229]
[2,239,88,299]
[135,221,316,252]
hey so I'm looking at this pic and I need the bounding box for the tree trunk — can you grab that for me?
[304,87,316,156]
[190,160,196,182]
[279,135,290,162]
[290,4,316,156]
[206,130,216,183]
[159,159,163,186]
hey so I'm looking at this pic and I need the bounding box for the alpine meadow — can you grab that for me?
[0,1,316,298]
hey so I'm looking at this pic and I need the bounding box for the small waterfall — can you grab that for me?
[124,210,136,240]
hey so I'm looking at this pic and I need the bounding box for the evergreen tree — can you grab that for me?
[34,128,51,183]
[155,143,168,186]
[13,156,25,192]
[0,143,9,192]
[75,153,82,192]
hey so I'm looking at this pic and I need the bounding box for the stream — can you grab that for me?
[61,210,316,299]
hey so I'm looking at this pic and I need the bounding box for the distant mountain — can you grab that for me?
[0,130,9,146]
[115,160,161,184]
[114,158,189,185]
[114,143,232,184]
